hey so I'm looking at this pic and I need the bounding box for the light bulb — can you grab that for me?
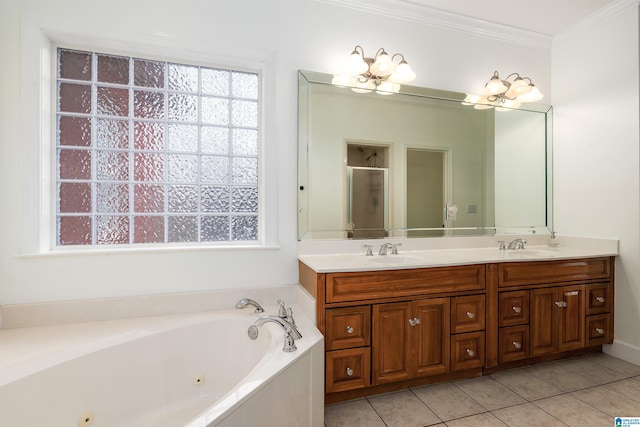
[484,75,508,95]
[389,62,416,83]
[370,52,396,77]
[344,51,368,76]
[507,78,533,97]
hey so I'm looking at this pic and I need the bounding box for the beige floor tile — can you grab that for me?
[523,360,602,392]
[412,382,486,421]
[583,353,640,377]
[492,402,567,427]
[445,412,508,427]
[367,390,442,427]
[605,378,640,403]
[324,399,386,427]
[491,368,563,401]
[454,376,526,410]
[570,386,640,417]
[554,356,628,385]
[533,393,613,426]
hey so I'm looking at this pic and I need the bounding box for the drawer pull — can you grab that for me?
[555,301,568,308]
[346,325,354,334]
[466,348,475,357]
[564,291,579,296]
[409,318,422,327]
[595,328,605,335]
[466,311,476,319]
[512,341,522,349]
[512,306,522,313]
[346,367,354,376]
[596,296,605,303]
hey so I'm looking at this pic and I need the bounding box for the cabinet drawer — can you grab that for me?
[326,264,485,303]
[326,348,371,393]
[326,306,371,351]
[499,290,529,327]
[451,295,485,333]
[451,331,484,371]
[586,283,611,315]
[498,258,611,288]
[586,314,612,346]
[499,325,529,363]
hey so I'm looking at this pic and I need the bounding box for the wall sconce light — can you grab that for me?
[463,70,544,111]
[332,45,416,95]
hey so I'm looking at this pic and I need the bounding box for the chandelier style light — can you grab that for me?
[332,45,416,95]
[463,70,544,111]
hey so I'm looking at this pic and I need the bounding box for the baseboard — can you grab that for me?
[603,339,640,366]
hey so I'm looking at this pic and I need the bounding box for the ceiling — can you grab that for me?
[396,0,619,36]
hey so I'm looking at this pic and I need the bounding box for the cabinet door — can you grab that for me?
[530,288,558,356]
[586,314,611,346]
[499,290,529,327]
[558,285,585,352]
[326,348,370,393]
[414,298,450,377]
[372,302,412,385]
[499,325,529,363]
[325,306,371,351]
[586,283,611,315]
[451,295,484,333]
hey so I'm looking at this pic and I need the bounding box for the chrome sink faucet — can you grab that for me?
[378,242,401,255]
[507,238,528,250]
[249,315,303,352]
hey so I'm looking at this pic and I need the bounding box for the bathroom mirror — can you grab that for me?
[298,70,553,240]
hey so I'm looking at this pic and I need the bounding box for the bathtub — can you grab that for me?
[0,308,324,427]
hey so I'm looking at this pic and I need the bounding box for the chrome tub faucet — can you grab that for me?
[248,315,303,352]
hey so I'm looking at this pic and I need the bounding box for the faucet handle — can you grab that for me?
[391,243,402,255]
[362,244,373,256]
[498,240,506,251]
[277,299,287,318]
[286,307,296,325]
[518,239,528,249]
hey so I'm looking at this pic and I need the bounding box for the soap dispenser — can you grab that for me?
[547,231,560,247]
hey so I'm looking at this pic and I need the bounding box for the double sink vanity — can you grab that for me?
[298,237,618,403]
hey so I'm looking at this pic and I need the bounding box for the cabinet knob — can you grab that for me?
[346,325,354,334]
[596,296,605,303]
[512,341,522,349]
[555,301,568,308]
[466,311,476,319]
[595,328,605,335]
[409,318,421,327]
[466,348,475,357]
[346,367,354,376]
[512,306,522,314]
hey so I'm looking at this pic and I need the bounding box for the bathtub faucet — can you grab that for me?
[235,298,264,313]
[250,315,302,352]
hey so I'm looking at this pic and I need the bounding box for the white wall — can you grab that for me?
[0,0,550,305]
[552,5,640,359]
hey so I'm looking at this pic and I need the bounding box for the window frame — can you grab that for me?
[43,40,274,253]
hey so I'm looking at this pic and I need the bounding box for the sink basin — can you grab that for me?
[368,256,423,265]
[507,249,557,258]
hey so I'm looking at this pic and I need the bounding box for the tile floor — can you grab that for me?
[324,353,640,427]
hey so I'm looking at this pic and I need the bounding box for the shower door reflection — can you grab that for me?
[348,167,389,239]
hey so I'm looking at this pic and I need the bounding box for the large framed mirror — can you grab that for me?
[298,70,553,240]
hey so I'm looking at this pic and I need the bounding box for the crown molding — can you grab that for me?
[553,0,639,45]
[315,0,553,49]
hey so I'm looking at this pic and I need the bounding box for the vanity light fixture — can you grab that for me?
[332,45,416,95]
[462,70,544,111]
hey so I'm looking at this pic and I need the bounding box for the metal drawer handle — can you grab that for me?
[565,291,579,296]
[466,348,475,357]
[466,311,476,319]
[512,306,522,314]
[409,318,421,327]
[595,328,605,335]
[596,296,605,303]
[555,301,568,308]
[512,341,522,349]
[346,367,354,376]
[346,325,354,334]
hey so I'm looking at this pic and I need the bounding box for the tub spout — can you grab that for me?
[252,315,302,352]
[235,298,264,313]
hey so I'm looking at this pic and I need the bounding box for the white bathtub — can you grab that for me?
[0,308,324,427]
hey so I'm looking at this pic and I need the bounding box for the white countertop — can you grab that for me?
[298,236,619,273]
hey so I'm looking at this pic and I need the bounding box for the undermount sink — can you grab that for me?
[506,249,557,258]
[368,256,423,265]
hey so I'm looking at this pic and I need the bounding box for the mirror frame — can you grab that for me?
[297,70,553,240]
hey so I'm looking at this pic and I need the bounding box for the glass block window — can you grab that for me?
[56,48,260,246]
